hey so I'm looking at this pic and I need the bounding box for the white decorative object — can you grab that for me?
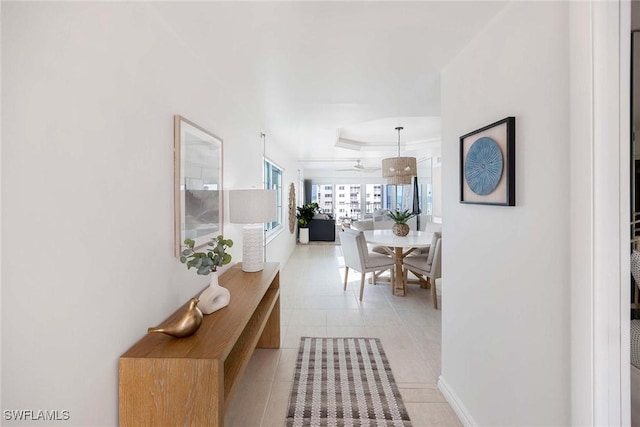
[197,272,230,315]
[229,189,277,272]
[299,228,310,244]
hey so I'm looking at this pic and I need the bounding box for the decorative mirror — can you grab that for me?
[174,115,223,257]
[288,183,296,233]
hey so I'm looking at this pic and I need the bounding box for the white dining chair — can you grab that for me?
[402,237,442,309]
[340,228,396,301]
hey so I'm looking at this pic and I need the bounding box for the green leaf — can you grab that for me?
[179,256,187,263]
[197,267,210,275]
[181,249,191,256]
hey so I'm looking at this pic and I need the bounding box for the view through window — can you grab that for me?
[310,182,423,224]
[264,159,282,234]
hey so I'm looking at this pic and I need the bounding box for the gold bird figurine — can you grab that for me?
[147,297,203,338]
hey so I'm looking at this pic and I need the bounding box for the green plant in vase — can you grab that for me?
[179,235,234,315]
[296,202,319,228]
[387,209,416,236]
[296,202,319,244]
[180,235,233,275]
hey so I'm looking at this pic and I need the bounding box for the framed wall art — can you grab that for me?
[174,115,223,257]
[460,117,515,206]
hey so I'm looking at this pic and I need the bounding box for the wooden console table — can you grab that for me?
[119,262,280,426]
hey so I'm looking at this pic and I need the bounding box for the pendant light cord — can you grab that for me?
[395,126,403,157]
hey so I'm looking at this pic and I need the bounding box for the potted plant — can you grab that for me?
[387,209,416,237]
[180,235,234,314]
[296,202,319,244]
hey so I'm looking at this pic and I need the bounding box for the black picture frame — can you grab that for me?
[459,117,516,206]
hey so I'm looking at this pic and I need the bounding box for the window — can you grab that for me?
[264,159,282,235]
[335,184,361,220]
[380,183,422,212]
[365,184,383,213]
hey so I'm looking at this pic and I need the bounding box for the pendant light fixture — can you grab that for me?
[382,126,417,185]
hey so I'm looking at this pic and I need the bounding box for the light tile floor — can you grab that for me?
[224,244,461,427]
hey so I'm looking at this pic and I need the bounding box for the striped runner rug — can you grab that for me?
[285,337,412,427]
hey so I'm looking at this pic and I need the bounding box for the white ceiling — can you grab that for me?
[252,1,508,174]
[159,1,508,174]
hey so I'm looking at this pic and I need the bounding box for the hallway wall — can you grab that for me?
[1,3,297,425]
[440,2,570,425]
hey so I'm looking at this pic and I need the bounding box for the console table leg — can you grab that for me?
[257,297,280,348]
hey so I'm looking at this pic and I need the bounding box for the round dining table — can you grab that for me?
[363,230,433,296]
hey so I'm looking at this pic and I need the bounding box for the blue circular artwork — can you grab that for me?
[464,137,503,195]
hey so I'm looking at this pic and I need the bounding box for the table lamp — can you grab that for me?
[229,189,277,272]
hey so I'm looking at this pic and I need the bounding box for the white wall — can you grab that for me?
[1,3,296,425]
[440,2,570,425]
[432,165,442,219]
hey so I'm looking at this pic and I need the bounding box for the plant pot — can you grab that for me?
[299,227,310,244]
[197,272,231,315]
[392,223,410,237]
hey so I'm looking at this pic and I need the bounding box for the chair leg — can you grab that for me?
[431,278,438,309]
[359,273,366,301]
[343,267,349,291]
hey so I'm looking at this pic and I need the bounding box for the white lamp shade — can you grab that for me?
[229,189,277,224]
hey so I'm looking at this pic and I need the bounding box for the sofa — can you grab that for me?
[308,215,336,241]
[351,209,392,231]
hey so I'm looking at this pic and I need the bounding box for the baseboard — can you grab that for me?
[438,376,477,427]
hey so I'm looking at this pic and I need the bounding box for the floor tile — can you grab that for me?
[273,348,299,382]
[398,384,447,403]
[242,348,280,383]
[224,380,272,427]
[325,309,366,326]
[289,308,327,326]
[405,402,463,427]
[260,382,293,427]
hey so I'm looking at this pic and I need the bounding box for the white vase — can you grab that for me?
[299,227,309,244]
[197,272,231,315]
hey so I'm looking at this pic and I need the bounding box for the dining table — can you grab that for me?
[363,229,433,296]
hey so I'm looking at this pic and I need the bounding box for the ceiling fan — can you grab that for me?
[336,160,381,173]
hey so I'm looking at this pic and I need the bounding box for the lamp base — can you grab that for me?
[242,224,265,272]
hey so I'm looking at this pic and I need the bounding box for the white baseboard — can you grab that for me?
[438,375,477,427]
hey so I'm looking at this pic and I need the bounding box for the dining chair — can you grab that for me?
[340,229,396,301]
[412,224,442,255]
[402,237,442,309]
